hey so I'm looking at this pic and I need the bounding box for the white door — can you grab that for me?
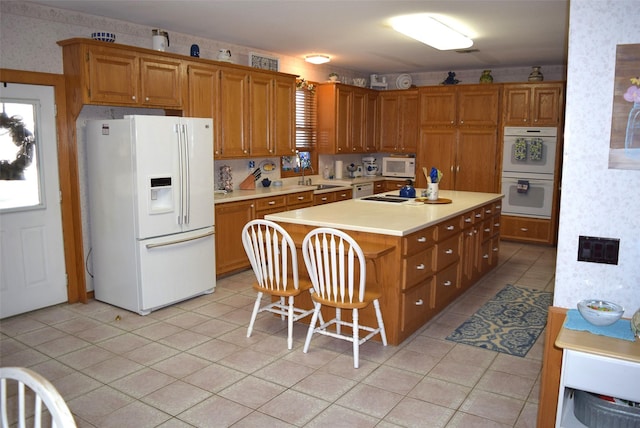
[0,83,67,318]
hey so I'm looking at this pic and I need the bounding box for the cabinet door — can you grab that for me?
[219,68,250,158]
[399,91,419,152]
[378,93,399,152]
[417,128,456,189]
[186,64,220,155]
[88,47,139,105]
[274,75,296,156]
[364,92,378,152]
[419,87,456,127]
[139,56,183,107]
[351,89,366,152]
[503,86,531,125]
[457,87,500,127]
[214,200,254,276]
[456,128,499,193]
[336,87,351,153]
[249,72,274,157]
[532,85,563,125]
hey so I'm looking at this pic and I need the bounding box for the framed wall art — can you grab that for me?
[249,52,280,72]
[608,43,640,170]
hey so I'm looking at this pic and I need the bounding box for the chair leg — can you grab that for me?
[373,299,388,346]
[352,308,359,369]
[247,291,263,338]
[303,302,322,354]
[287,296,294,350]
[336,307,342,336]
[279,297,286,320]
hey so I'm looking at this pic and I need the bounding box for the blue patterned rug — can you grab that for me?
[445,284,553,357]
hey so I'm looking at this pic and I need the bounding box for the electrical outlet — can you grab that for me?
[577,236,619,265]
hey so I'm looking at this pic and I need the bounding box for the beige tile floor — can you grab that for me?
[0,241,556,427]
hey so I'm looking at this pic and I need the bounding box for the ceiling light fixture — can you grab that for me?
[391,14,473,51]
[305,54,330,65]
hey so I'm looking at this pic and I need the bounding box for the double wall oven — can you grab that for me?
[501,127,557,218]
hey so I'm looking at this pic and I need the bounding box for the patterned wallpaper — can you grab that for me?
[555,0,640,316]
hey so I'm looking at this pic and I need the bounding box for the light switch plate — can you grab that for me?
[577,235,619,265]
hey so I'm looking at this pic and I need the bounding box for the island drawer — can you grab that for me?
[479,237,499,272]
[402,226,436,256]
[435,234,461,271]
[462,209,484,227]
[436,216,463,241]
[480,218,494,241]
[255,195,286,211]
[402,246,435,289]
[401,277,435,332]
[434,262,461,309]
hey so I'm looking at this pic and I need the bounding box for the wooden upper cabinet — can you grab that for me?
[317,83,378,154]
[378,89,418,153]
[249,71,274,157]
[186,63,220,155]
[83,45,183,109]
[273,75,296,156]
[503,83,564,126]
[419,85,500,128]
[218,68,250,158]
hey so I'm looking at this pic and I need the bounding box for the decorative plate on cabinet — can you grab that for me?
[396,74,412,89]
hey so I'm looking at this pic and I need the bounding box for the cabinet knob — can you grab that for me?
[446,225,454,231]
[484,228,491,233]
[297,196,304,200]
[321,197,328,201]
[494,222,500,227]
[483,254,490,259]
[465,218,472,223]
[145,97,150,101]
[243,149,248,154]
[460,120,464,124]
[493,247,499,252]
[268,201,276,205]
[443,280,452,287]
[520,227,529,232]
[416,263,425,270]
[475,213,482,218]
[417,237,427,243]
[445,249,453,255]
[415,299,424,306]
[131,96,136,100]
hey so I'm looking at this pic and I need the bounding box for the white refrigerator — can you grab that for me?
[86,115,215,315]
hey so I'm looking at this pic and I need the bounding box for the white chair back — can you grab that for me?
[0,366,76,428]
[242,219,299,292]
[302,227,366,304]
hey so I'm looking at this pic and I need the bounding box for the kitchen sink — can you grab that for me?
[314,184,344,190]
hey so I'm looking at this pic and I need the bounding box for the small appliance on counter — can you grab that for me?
[382,156,416,178]
[346,163,363,178]
[362,157,379,177]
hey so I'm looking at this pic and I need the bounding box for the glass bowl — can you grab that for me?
[577,299,624,326]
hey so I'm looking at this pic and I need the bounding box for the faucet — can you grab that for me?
[296,151,314,185]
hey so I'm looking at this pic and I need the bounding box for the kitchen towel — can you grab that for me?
[514,138,527,161]
[517,180,529,193]
[564,309,635,341]
[529,138,543,161]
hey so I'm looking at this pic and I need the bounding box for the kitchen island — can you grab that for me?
[266,190,503,345]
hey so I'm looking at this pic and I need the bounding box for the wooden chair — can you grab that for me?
[242,219,316,349]
[0,366,76,428]
[301,227,387,368]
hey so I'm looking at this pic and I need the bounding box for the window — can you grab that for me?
[0,102,41,210]
[281,80,318,178]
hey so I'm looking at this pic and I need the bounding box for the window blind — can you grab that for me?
[295,85,317,150]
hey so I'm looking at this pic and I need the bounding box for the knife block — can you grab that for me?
[239,174,256,190]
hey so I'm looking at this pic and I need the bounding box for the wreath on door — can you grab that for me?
[0,112,35,180]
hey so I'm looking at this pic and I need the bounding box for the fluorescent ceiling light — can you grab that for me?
[305,54,330,65]
[391,14,473,51]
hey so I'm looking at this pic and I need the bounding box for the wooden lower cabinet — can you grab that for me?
[215,199,254,276]
[214,190,313,276]
[500,215,552,244]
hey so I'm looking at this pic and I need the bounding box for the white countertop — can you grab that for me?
[265,190,503,236]
[213,176,410,204]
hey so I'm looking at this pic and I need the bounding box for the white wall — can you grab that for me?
[554,0,640,316]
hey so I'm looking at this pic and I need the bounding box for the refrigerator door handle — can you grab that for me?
[182,124,191,225]
[145,230,214,249]
[176,124,185,225]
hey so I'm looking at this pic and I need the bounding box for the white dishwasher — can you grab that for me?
[352,182,374,198]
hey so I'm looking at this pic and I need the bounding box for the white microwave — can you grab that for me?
[382,157,416,178]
